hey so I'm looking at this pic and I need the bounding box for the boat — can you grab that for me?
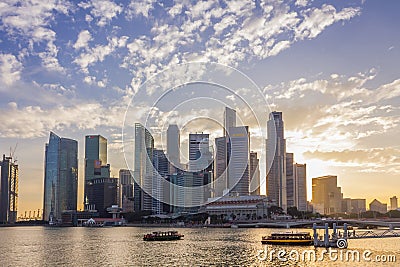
[143,231,184,241]
[261,232,313,246]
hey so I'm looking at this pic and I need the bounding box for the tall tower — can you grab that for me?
[294,163,307,211]
[214,136,228,197]
[224,107,236,137]
[266,111,287,211]
[43,132,78,222]
[134,123,154,212]
[152,149,169,214]
[249,151,260,196]
[167,124,180,171]
[188,133,211,172]
[228,126,250,196]
[286,153,294,207]
[0,154,18,224]
[84,135,109,208]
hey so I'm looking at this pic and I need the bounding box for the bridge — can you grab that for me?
[234,219,400,229]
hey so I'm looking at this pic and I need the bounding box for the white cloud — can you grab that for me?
[126,0,155,19]
[0,53,23,86]
[73,30,92,50]
[80,0,123,27]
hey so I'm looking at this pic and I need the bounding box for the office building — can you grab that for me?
[286,153,294,207]
[167,124,180,172]
[84,135,108,208]
[152,149,169,214]
[311,175,343,215]
[342,198,366,214]
[0,154,18,224]
[134,123,154,212]
[189,133,212,172]
[266,111,287,211]
[170,171,204,213]
[369,199,387,214]
[390,196,398,210]
[294,163,307,211]
[249,152,260,196]
[228,126,250,196]
[214,136,228,197]
[86,177,118,217]
[224,107,236,137]
[119,169,134,213]
[43,132,78,222]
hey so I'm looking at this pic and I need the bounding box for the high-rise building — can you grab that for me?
[293,163,307,211]
[249,152,260,196]
[311,175,343,215]
[0,154,18,224]
[189,133,211,172]
[286,153,294,207]
[266,111,287,211]
[390,196,398,210]
[134,123,154,212]
[224,107,236,137]
[86,177,118,217]
[228,126,250,196]
[119,169,134,213]
[152,149,169,214]
[369,199,387,214]
[167,124,180,172]
[43,132,78,222]
[84,135,108,207]
[170,171,204,213]
[342,198,366,214]
[214,136,228,197]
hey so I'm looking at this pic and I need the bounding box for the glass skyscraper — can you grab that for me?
[266,111,287,211]
[43,132,78,222]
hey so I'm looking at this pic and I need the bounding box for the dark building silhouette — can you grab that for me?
[86,177,118,217]
[0,154,18,224]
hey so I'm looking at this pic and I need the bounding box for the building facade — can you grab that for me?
[0,154,18,224]
[285,153,294,207]
[369,199,387,214]
[84,135,108,208]
[134,123,154,212]
[311,175,343,215]
[119,169,134,213]
[167,124,180,172]
[390,196,398,210]
[43,132,78,222]
[293,163,307,211]
[249,151,260,196]
[266,111,287,211]
[228,126,250,196]
[86,177,118,217]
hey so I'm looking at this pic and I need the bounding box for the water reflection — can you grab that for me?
[0,227,397,266]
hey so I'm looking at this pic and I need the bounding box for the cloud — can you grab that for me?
[126,0,155,19]
[80,0,123,27]
[0,53,23,86]
[73,30,92,50]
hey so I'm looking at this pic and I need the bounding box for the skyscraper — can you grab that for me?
[390,196,398,210]
[84,135,108,207]
[152,149,169,214]
[224,107,236,137]
[214,136,228,197]
[286,153,294,207]
[167,124,180,171]
[134,123,154,212]
[0,154,18,224]
[294,163,307,211]
[249,151,260,196]
[228,126,250,196]
[189,133,211,172]
[43,132,78,222]
[266,111,287,211]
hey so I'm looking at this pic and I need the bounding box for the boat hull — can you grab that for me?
[143,236,183,241]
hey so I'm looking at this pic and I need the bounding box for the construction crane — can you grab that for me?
[9,143,18,163]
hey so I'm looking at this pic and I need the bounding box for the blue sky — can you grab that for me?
[0,0,399,213]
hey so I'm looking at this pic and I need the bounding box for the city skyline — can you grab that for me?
[0,1,399,213]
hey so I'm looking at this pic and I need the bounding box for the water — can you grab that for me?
[0,226,398,266]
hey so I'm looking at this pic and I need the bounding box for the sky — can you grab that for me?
[0,0,399,215]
